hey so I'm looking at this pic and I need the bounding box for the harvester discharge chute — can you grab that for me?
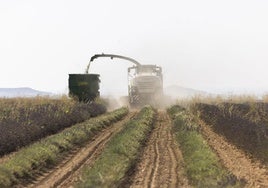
[86,53,163,106]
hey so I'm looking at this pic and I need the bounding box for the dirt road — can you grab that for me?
[199,120,268,188]
[25,112,136,188]
[127,111,189,188]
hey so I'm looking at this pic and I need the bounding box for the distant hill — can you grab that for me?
[0,87,52,98]
[164,85,208,99]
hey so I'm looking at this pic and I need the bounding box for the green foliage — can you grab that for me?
[0,107,128,187]
[77,106,156,188]
[168,106,241,188]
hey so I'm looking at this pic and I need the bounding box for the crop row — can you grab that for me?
[0,107,128,187]
[192,102,268,164]
[168,105,241,187]
[77,105,156,187]
[0,97,106,156]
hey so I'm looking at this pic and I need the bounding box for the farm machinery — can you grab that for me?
[69,54,163,106]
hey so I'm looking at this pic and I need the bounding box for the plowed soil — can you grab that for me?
[23,112,137,188]
[199,120,268,188]
[126,111,189,188]
[12,109,268,188]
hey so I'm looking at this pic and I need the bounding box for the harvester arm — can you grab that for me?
[86,53,141,73]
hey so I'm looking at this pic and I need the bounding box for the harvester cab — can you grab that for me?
[128,64,163,105]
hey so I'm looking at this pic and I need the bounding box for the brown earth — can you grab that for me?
[199,120,268,188]
[126,111,189,188]
[22,112,137,188]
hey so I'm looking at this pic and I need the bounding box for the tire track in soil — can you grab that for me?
[128,111,189,188]
[24,112,137,188]
[199,120,268,188]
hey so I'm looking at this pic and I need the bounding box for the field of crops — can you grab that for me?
[0,97,267,187]
[191,102,268,164]
[0,97,106,156]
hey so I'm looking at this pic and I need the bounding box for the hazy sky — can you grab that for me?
[1,0,268,95]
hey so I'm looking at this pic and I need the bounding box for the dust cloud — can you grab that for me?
[102,95,129,111]
[101,94,176,110]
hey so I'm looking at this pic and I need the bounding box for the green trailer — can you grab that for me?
[68,74,100,102]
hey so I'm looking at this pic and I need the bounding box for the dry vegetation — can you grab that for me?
[191,102,268,164]
[0,94,267,187]
[0,107,128,187]
[178,95,268,164]
[0,97,106,156]
[168,105,242,187]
